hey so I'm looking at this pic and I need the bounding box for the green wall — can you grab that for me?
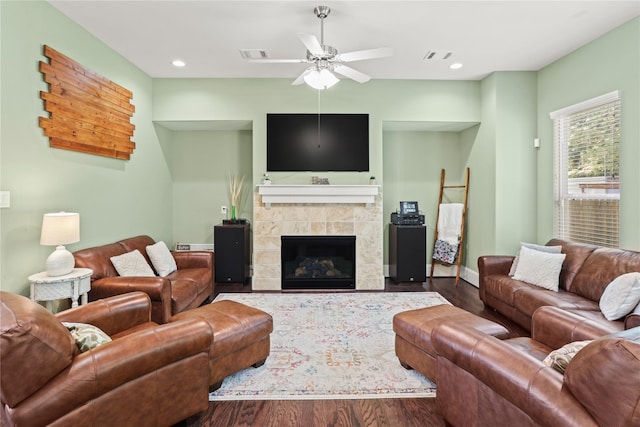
[1,1,637,298]
[0,1,173,296]
[382,130,471,264]
[159,127,253,244]
[537,17,640,250]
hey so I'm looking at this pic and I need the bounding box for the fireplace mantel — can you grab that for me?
[257,184,379,207]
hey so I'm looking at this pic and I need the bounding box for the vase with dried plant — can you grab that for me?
[228,173,245,223]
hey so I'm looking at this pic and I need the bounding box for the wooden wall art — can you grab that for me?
[39,45,136,160]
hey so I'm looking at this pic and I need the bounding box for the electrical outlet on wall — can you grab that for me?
[221,206,228,215]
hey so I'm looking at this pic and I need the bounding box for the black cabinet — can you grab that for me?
[214,223,250,283]
[389,224,426,283]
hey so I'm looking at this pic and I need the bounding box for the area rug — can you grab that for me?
[209,292,450,401]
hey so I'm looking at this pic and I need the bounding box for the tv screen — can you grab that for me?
[267,113,369,172]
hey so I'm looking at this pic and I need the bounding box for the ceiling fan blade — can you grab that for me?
[297,33,324,56]
[292,69,309,86]
[248,59,308,64]
[333,65,370,83]
[336,47,393,62]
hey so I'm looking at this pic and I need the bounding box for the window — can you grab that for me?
[551,91,620,248]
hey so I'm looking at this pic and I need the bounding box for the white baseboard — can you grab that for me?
[383,264,479,288]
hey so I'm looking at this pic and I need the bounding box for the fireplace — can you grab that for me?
[281,235,356,290]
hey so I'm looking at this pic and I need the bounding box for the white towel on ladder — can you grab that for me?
[437,203,464,244]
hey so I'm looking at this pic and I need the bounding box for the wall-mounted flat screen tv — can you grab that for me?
[266,113,369,172]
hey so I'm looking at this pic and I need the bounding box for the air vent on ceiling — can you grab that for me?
[239,49,269,60]
[423,51,453,60]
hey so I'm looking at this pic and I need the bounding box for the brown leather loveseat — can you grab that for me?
[74,235,213,323]
[479,238,640,334]
[0,291,212,427]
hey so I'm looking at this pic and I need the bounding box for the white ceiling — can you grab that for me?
[48,1,639,82]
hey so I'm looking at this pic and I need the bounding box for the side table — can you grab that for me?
[28,268,93,311]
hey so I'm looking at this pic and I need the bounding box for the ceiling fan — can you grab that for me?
[248,5,392,89]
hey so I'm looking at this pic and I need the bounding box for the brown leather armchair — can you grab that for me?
[0,291,212,427]
[432,321,640,427]
[73,235,214,323]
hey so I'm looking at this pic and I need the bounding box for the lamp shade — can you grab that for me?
[40,212,80,246]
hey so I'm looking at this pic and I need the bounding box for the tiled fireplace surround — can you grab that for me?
[252,185,384,291]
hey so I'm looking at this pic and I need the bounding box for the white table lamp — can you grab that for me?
[40,212,80,276]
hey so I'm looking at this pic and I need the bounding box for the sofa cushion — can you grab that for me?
[599,272,640,320]
[146,241,177,277]
[0,293,76,407]
[564,328,640,427]
[512,246,565,291]
[110,250,156,277]
[546,239,598,292]
[570,247,640,303]
[73,242,125,280]
[513,288,600,319]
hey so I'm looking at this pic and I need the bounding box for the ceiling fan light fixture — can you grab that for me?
[303,67,339,90]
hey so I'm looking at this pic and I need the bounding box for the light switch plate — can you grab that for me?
[0,191,9,208]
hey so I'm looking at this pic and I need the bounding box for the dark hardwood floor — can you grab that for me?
[182,278,528,427]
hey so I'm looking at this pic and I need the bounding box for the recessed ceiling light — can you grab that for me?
[172,59,186,68]
[449,62,463,70]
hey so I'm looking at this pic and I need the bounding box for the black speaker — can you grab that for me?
[214,223,250,283]
[389,224,426,283]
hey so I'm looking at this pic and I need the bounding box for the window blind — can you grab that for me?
[552,91,621,248]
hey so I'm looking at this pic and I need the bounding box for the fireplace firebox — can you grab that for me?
[281,236,356,290]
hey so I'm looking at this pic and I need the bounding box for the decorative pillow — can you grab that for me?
[509,242,563,276]
[146,241,177,277]
[110,249,155,277]
[599,272,640,320]
[543,340,592,373]
[512,246,566,291]
[62,322,112,353]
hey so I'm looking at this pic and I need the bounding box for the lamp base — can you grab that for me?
[45,245,75,276]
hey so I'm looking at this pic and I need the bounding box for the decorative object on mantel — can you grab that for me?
[227,173,245,222]
[39,45,136,160]
[311,176,330,185]
[262,173,271,185]
[369,176,376,185]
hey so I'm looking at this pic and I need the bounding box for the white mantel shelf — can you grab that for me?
[257,184,379,207]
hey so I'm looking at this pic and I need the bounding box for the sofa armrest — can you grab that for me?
[173,251,214,270]
[89,276,172,323]
[532,306,623,347]
[477,255,514,301]
[55,292,153,336]
[432,323,598,427]
[531,306,598,348]
[625,313,640,329]
[477,255,514,278]
[10,319,212,427]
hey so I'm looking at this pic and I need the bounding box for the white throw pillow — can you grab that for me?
[512,246,566,291]
[110,249,155,277]
[509,242,563,276]
[146,241,177,277]
[599,272,640,321]
[543,340,592,374]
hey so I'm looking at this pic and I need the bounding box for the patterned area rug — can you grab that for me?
[209,292,450,401]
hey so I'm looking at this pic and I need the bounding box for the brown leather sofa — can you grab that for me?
[479,238,640,333]
[0,291,212,427]
[74,235,213,323]
[432,310,640,427]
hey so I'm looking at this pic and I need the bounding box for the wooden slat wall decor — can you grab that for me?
[39,45,136,160]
